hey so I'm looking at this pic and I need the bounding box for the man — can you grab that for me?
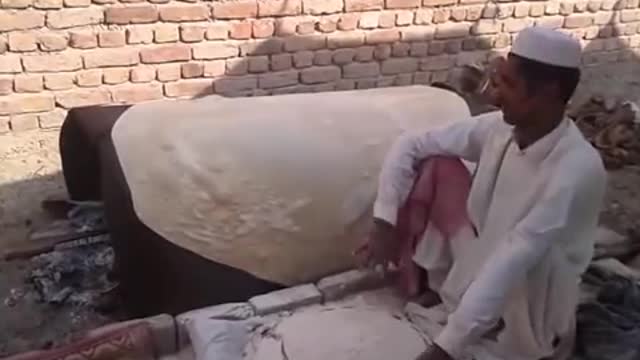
[363,27,607,360]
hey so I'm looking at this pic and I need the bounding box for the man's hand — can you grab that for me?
[354,218,399,276]
[415,344,454,360]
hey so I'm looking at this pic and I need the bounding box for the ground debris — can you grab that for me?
[27,240,117,308]
[569,96,640,170]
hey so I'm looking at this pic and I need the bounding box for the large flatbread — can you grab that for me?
[111,86,470,285]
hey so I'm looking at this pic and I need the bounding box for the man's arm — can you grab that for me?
[433,159,607,359]
[373,112,500,226]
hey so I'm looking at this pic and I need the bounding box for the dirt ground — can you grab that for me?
[1,101,640,357]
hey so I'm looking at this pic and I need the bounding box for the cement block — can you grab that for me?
[175,302,254,348]
[317,269,387,301]
[249,284,322,315]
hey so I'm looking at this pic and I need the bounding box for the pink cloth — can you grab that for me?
[394,156,473,297]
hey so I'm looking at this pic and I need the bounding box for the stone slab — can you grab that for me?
[249,284,322,315]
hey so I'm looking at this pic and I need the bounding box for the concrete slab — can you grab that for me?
[175,302,254,347]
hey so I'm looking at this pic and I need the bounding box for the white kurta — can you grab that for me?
[374,111,607,360]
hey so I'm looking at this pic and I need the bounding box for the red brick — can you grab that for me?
[317,16,338,32]
[291,18,310,34]
[392,41,411,56]
[38,33,68,51]
[130,66,156,82]
[23,53,83,72]
[300,65,340,83]
[355,45,374,61]
[302,0,343,15]
[64,0,90,7]
[432,8,450,23]
[0,93,54,115]
[0,10,44,31]
[503,18,533,32]
[192,42,238,59]
[328,31,365,48]
[181,62,204,78]
[472,19,501,34]
[435,22,471,39]
[56,88,110,108]
[332,48,356,64]
[84,48,139,68]
[386,0,420,8]
[366,29,400,44]
[0,77,13,95]
[225,58,248,75]
[10,114,39,131]
[33,0,62,9]
[203,60,225,77]
[284,34,326,51]
[359,12,378,28]
[111,83,163,102]
[314,49,332,65]
[422,0,455,6]
[374,43,391,59]
[343,62,379,78]
[258,0,301,16]
[257,71,297,89]
[275,17,298,35]
[248,56,269,72]
[230,21,252,39]
[124,27,151,45]
[338,13,359,30]
[154,24,179,43]
[75,69,102,87]
[105,5,158,24]
[1,0,32,9]
[206,23,229,39]
[239,38,283,55]
[141,44,190,63]
[396,10,414,25]
[215,75,258,93]
[214,0,257,19]
[345,0,383,11]
[42,74,72,90]
[180,24,206,42]
[415,8,433,24]
[165,79,213,97]
[70,31,97,48]
[251,19,274,37]
[271,53,293,70]
[379,12,396,28]
[0,38,6,54]
[160,4,209,22]
[156,63,180,81]
[99,30,126,47]
[293,50,313,67]
[102,68,129,85]
[38,109,66,129]
[46,8,103,29]
[14,74,42,93]
[8,32,37,52]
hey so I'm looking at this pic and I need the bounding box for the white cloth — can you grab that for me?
[511,27,582,68]
[374,111,607,360]
[111,86,470,286]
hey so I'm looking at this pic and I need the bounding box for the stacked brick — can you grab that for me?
[1,0,639,133]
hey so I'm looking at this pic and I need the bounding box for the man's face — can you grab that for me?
[489,55,540,126]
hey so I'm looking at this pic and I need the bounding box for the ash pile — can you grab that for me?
[4,201,119,313]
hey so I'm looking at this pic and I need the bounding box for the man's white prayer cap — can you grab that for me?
[511,27,582,69]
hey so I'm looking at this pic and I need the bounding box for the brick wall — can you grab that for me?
[0,0,639,133]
